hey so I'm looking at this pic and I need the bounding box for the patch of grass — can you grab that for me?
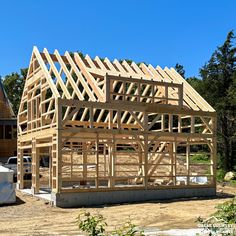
[190,152,210,164]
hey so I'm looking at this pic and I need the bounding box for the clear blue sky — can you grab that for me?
[0,0,235,78]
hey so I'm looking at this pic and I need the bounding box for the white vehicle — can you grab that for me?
[4,156,32,178]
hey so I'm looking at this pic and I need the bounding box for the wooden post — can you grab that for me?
[144,134,148,189]
[55,98,62,193]
[169,142,173,183]
[109,109,113,130]
[191,116,195,133]
[117,109,121,129]
[186,140,190,186]
[143,112,148,131]
[165,85,168,104]
[90,107,94,128]
[178,115,182,133]
[179,83,183,108]
[17,143,24,189]
[161,115,165,132]
[173,138,177,185]
[105,73,110,102]
[82,142,87,184]
[169,114,173,133]
[108,136,115,188]
[95,133,99,188]
[31,138,39,194]
[49,146,52,189]
[51,134,57,192]
[151,84,155,103]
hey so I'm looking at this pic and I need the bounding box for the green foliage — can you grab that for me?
[78,51,85,59]
[2,68,27,115]
[77,211,107,236]
[190,152,210,164]
[216,168,226,182]
[118,59,133,65]
[196,198,236,235]
[69,51,85,59]
[200,31,236,171]
[174,63,185,78]
[112,220,144,236]
[230,179,236,186]
[77,211,144,236]
[213,198,236,224]
[188,31,236,172]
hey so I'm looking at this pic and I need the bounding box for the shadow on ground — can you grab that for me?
[0,196,25,208]
[15,196,25,206]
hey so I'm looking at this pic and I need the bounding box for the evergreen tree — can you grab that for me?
[199,31,236,171]
[175,63,185,78]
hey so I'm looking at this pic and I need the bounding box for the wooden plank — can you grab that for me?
[43,48,71,99]
[74,53,104,101]
[59,98,216,117]
[64,51,96,101]
[33,47,59,98]
[54,50,84,100]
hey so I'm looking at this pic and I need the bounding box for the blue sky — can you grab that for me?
[0,0,235,78]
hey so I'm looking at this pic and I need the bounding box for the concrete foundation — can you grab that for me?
[52,187,216,207]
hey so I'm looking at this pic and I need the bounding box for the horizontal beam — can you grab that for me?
[107,74,182,88]
[59,98,216,117]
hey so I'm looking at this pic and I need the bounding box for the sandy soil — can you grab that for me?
[0,185,235,235]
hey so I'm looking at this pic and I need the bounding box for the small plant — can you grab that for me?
[77,211,107,236]
[196,198,236,235]
[213,198,236,224]
[77,211,144,236]
[216,168,226,182]
[112,219,144,236]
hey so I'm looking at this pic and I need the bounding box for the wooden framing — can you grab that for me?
[17,47,216,196]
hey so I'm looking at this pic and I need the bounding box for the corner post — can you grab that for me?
[56,97,62,193]
[104,73,110,102]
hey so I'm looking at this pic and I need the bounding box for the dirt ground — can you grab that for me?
[0,185,235,236]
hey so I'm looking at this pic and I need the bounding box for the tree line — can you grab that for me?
[1,31,235,172]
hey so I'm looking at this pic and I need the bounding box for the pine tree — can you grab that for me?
[175,63,185,78]
[199,31,236,171]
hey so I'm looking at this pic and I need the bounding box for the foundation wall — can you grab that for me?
[52,187,216,207]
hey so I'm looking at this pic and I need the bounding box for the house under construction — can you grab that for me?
[0,79,17,159]
[17,47,217,207]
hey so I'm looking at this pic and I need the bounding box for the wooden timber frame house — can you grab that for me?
[17,46,217,207]
[0,79,17,159]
